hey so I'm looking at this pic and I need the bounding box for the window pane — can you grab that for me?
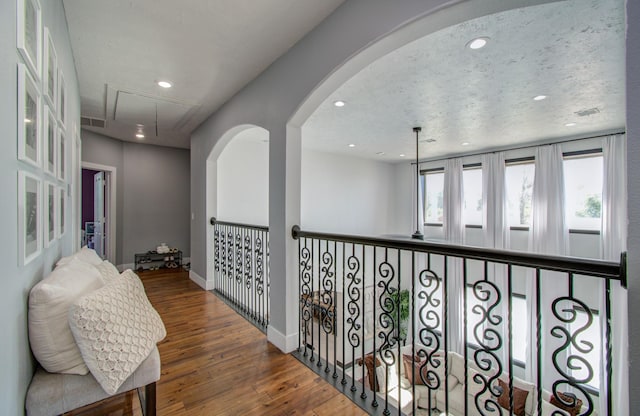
[424,172,444,223]
[463,168,483,226]
[506,163,535,227]
[512,296,527,363]
[466,286,484,347]
[569,309,601,389]
[564,155,603,231]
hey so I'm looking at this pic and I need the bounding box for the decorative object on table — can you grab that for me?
[17,63,41,168]
[156,243,169,254]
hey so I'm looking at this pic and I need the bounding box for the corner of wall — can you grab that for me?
[189,269,214,290]
[267,325,298,353]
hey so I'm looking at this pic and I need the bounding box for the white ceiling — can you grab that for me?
[303,0,625,162]
[64,0,625,159]
[63,0,347,149]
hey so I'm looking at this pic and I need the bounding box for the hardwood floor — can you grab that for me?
[66,269,366,416]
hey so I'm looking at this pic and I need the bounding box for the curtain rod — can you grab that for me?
[410,130,625,166]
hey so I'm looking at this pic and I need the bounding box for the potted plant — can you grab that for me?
[388,289,410,343]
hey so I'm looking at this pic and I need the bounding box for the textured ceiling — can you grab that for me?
[302,0,625,162]
[63,0,347,148]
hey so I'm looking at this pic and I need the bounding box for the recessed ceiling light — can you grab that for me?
[533,95,547,101]
[461,142,470,146]
[334,100,346,107]
[348,143,356,148]
[467,37,489,50]
[565,122,577,127]
[157,80,172,88]
[136,133,145,139]
[376,151,385,155]
[399,154,406,157]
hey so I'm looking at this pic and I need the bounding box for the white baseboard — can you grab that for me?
[189,270,214,290]
[267,325,298,353]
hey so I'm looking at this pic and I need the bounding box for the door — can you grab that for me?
[93,171,106,259]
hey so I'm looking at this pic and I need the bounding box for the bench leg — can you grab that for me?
[144,382,156,416]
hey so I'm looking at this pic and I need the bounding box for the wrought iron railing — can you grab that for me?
[292,225,625,416]
[211,218,270,331]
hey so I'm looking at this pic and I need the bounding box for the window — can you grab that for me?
[424,170,444,224]
[463,167,483,226]
[512,295,527,363]
[505,162,535,228]
[465,287,527,364]
[569,308,601,390]
[563,154,603,231]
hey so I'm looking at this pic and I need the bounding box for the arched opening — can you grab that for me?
[204,124,270,328]
[284,1,625,414]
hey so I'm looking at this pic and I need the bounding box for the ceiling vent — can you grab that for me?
[81,116,106,128]
[575,107,600,117]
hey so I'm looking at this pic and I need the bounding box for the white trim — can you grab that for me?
[81,162,117,264]
[267,325,298,353]
[189,269,213,290]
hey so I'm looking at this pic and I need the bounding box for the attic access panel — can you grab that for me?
[113,90,195,131]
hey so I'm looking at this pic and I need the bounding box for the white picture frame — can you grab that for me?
[58,186,66,238]
[16,0,41,80]
[43,27,57,109]
[17,63,41,167]
[43,105,57,176]
[58,129,66,181]
[18,171,41,265]
[44,181,56,247]
[58,69,66,130]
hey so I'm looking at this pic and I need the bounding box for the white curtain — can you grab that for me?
[411,164,425,236]
[482,152,509,365]
[444,158,465,354]
[600,134,628,416]
[483,152,509,250]
[525,144,568,388]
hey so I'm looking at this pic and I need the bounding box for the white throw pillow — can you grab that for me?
[94,260,120,282]
[28,258,104,374]
[57,246,103,267]
[69,273,166,394]
[375,361,400,392]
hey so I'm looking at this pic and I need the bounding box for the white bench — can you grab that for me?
[25,346,160,416]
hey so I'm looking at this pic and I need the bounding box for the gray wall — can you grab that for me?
[0,1,81,414]
[82,131,190,265]
[122,142,190,265]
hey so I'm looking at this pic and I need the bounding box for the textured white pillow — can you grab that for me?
[57,246,103,267]
[94,260,120,282]
[28,258,104,374]
[69,273,166,394]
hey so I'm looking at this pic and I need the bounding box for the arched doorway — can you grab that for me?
[205,125,270,329]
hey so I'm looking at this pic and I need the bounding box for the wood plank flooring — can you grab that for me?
[65,269,366,416]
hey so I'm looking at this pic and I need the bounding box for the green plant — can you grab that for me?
[388,289,410,341]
